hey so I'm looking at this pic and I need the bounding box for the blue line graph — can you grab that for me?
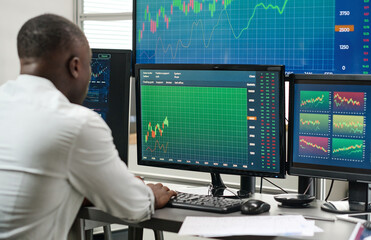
[136,0,336,73]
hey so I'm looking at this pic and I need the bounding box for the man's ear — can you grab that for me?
[68,56,80,79]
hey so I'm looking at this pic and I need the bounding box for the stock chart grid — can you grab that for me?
[136,0,336,73]
[139,68,282,173]
[140,85,249,167]
[83,54,111,120]
[295,88,367,166]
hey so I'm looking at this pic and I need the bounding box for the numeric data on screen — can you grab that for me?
[136,0,371,74]
[139,69,281,173]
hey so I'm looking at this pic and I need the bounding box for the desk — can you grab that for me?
[76,193,356,240]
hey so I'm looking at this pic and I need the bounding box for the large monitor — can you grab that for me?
[136,64,286,196]
[134,0,370,75]
[83,49,132,163]
[288,74,371,212]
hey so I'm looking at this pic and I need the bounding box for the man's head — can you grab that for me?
[17,14,91,104]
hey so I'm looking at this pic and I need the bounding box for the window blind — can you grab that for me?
[83,20,132,49]
[78,0,133,50]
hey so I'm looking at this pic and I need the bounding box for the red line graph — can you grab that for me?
[146,140,169,153]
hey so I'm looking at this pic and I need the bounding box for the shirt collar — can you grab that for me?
[16,74,57,89]
[15,74,70,103]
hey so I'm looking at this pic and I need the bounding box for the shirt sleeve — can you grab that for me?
[67,112,155,223]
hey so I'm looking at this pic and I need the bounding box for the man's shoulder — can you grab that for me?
[63,103,102,122]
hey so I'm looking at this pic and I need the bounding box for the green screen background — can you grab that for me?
[141,85,249,165]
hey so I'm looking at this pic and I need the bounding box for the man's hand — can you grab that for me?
[147,183,177,209]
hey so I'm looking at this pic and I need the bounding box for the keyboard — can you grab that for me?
[167,192,243,213]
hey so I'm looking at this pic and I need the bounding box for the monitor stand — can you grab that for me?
[209,173,255,198]
[298,176,316,196]
[238,176,255,198]
[210,172,226,197]
[321,181,371,214]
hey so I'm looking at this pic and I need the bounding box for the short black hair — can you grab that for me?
[17,14,87,58]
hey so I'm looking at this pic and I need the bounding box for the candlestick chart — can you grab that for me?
[83,56,111,120]
[332,138,364,160]
[140,85,249,163]
[299,91,330,112]
[299,113,329,134]
[91,59,110,83]
[135,0,335,73]
[144,117,170,152]
[299,136,329,158]
[85,58,110,103]
[333,92,365,113]
[332,115,365,136]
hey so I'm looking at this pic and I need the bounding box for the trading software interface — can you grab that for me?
[83,53,111,120]
[139,69,281,173]
[292,82,371,170]
[136,0,371,74]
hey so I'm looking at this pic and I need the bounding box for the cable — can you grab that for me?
[340,197,349,201]
[260,177,263,194]
[303,178,313,195]
[263,177,288,194]
[207,183,242,200]
[223,188,242,200]
[325,180,334,202]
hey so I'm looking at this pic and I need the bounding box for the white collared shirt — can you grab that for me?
[0,75,154,240]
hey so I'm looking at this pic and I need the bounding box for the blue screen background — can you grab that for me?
[136,0,370,74]
[292,82,371,170]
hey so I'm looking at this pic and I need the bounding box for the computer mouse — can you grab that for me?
[322,202,338,211]
[241,199,270,215]
[321,201,349,213]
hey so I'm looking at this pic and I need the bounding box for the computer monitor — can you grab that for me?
[136,64,286,196]
[83,49,131,164]
[134,0,370,75]
[288,74,371,212]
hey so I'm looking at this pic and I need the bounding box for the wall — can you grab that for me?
[0,0,73,85]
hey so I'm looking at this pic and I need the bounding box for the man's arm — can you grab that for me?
[67,112,175,222]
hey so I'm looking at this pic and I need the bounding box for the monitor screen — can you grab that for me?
[83,49,132,163]
[134,0,371,75]
[288,74,371,183]
[136,64,286,178]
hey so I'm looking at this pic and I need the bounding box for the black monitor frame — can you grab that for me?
[135,64,286,184]
[133,0,370,76]
[132,0,138,76]
[84,49,132,164]
[288,74,371,212]
[288,74,371,182]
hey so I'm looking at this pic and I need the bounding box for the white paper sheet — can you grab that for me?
[178,215,323,238]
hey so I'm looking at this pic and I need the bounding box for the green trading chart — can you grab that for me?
[141,85,249,165]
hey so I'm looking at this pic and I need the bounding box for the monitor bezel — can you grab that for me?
[132,0,138,76]
[288,74,371,183]
[135,64,286,178]
[88,48,132,164]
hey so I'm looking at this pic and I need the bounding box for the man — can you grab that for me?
[0,14,176,239]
